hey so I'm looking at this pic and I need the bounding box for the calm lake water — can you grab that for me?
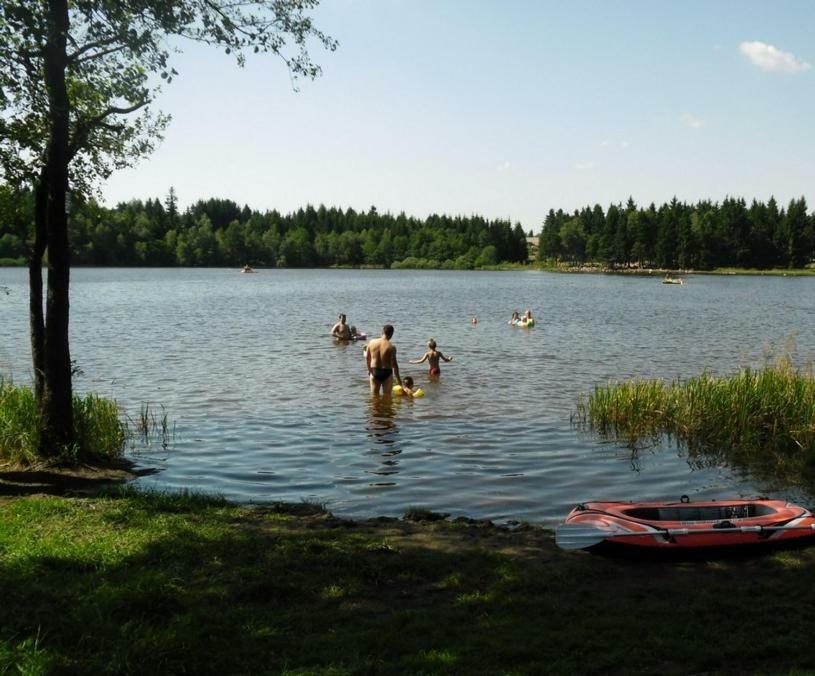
[1,268,814,523]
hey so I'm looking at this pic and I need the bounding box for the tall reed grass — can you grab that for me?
[0,381,127,466]
[574,356,815,485]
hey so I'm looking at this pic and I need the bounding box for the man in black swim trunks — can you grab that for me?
[365,324,402,395]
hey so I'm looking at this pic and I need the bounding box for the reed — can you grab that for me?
[129,402,172,450]
[0,381,127,465]
[574,356,815,485]
[0,381,41,465]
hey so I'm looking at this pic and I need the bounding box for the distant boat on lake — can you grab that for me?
[241,265,256,273]
[662,274,684,285]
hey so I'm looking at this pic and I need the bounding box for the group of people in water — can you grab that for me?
[331,314,453,398]
[331,308,534,398]
[329,314,366,341]
[508,309,535,327]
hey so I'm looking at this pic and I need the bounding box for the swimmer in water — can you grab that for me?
[410,339,453,376]
[401,376,417,397]
[331,313,351,340]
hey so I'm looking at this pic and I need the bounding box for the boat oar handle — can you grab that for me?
[662,523,814,537]
[562,523,815,539]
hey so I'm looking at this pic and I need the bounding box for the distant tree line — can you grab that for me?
[0,186,528,269]
[538,197,815,269]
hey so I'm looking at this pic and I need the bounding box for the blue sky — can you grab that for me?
[101,0,815,230]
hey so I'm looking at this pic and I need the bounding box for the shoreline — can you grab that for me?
[2,487,815,673]
[3,261,814,275]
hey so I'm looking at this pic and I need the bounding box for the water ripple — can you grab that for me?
[1,268,814,521]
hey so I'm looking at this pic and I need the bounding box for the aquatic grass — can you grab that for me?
[73,393,127,460]
[574,357,815,486]
[0,381,41,465]
[0,381,128,465]
[129,402,173,450]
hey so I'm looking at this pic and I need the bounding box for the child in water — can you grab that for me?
[410,339,453,376]
[508,311,520,325]
[401,376,417,397]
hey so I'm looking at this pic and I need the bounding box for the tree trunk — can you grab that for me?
[29,171,47,402]
[40,0,74,454]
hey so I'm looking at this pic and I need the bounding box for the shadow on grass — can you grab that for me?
[2,490,815,674]
[0,461,158,498]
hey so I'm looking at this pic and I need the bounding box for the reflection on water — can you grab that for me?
[365,396,400,486]
[1,267,814,522]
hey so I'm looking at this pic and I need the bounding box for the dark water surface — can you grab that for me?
[1,268,814,523]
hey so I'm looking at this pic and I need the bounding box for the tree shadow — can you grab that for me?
[1,493,815,674]
[0,462,157,497]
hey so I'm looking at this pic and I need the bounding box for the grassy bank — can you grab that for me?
[0,381,126,466]
[709,266,815,276]
[574,358,815,488]
[1,489,814,674]
[484,260,815,275]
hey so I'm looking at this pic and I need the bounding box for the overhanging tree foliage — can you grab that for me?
[0,0,335,456]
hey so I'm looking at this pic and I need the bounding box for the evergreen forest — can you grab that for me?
[3,188,815,270]
[0,187,529,269]
[539,196,815,270]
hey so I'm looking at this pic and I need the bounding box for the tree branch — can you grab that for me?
[69,100,150,160]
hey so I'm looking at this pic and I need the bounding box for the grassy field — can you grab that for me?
[1,488,815,674]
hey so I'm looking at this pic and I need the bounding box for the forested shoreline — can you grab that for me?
[539,196,815,270]
[0,187,528,269]
[3,188,815,270]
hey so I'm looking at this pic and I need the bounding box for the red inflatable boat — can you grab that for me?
[556,497,815,552]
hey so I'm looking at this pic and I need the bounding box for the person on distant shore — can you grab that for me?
[410,339,453,376]
[508,311,520,325]
[366,324,402,395]
[331,313,351,340]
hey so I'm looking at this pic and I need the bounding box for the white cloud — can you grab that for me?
[496,161,511,173]
[681,113,704,129]
[600,139,629,149]
[739,41,811,73]
[574,160,595,170]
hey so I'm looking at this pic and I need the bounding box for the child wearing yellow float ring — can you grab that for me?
[393,376,424,398]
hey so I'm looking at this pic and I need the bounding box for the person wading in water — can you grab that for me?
[365,324,402,395]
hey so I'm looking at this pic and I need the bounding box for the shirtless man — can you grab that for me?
[366,324,402,395]
[331,313,351,340]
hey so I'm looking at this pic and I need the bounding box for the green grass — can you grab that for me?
[574,357,815,487]
[1,488,815,674]
[0,381,127,465]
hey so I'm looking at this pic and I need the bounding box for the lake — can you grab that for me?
[1,268,814,523]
